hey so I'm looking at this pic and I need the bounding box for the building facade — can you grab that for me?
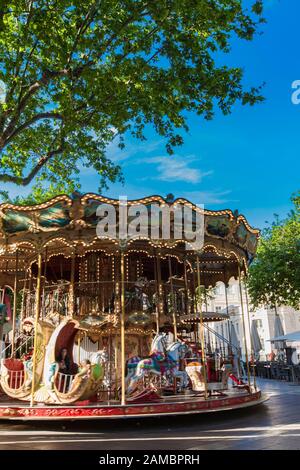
[206,279,300,364]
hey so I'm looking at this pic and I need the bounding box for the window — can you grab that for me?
[214,285,222,296]
[227,285,235,295]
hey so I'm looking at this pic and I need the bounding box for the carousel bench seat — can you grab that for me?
[2,358,25,389]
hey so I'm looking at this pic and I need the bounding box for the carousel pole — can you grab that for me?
[69,250,76,317]
[30,252,43,407]
[238,264,251,391]
[204,284,211,355]
[28,269,32,317]
[223,268,232,355]
[156,252,164,327]
[192,264,198,344]
[153,252,160,334]
[77,331,81,364]
[244,279,257,391]
[41,247,48,319]
[120,248,126,406]
[168,255,177,340]
[196,255,208,399]
[183,258,189,315]
[11,250,19,357]
[20,268,28,323]
[113,255,119,399]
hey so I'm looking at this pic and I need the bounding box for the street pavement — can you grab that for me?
[0,379,299,450]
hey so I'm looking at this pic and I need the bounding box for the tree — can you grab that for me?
[0,0,264,202]
[247,192,300,309]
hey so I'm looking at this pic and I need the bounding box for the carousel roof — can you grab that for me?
[0,192,259,250]
[0,193,260,285]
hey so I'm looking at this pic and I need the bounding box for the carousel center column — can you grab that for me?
[30,249,43,407]
[119,241,127,406]
[196,255,208,400]
[11,249,19,357]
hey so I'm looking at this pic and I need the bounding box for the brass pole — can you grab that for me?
[204,285,211,355]
[168,256,177,340]
[77,332,81,364]
[69,251,76,317]
[153,252,160,334]
[183,258,189,315]
[41,247,48,319]
[196,256,208,399]
[156,254,164,324]
[223,269,232,354]
[244,280,257,391]
[238,265,251,391]
[120,250,126,405]
[192,265,198,343]
[20,269,28,323]
[30,252,42,407]
[11,250,19,357]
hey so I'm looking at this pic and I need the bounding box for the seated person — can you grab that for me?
[56,347,71,374]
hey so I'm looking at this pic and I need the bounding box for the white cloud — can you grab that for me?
[141,155,212,184]
[181,190,233,205]
[107,139,163,163]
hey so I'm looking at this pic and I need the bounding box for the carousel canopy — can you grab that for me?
[0,193,260,286]
[180,311,229,323]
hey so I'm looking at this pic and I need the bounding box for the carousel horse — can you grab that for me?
[127,333,190,395]
[125,333,167,386]
[126,356,141,387]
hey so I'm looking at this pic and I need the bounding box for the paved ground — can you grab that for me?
[0,379,299,450]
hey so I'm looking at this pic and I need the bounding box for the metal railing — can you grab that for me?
[0,334,33,360]
[204,324,240,354]
[56,372,75,394]
[7,369,25,389]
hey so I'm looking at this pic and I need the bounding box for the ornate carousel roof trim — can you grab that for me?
[0,193,259,271]
[0,192,260,233]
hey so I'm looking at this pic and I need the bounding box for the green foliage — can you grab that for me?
[0,1,264,202]
[248,192,300,309]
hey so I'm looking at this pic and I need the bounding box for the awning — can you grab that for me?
[268,330,300,342]
[251,321,262,354]
[273,314,285,349]
[230,323,240,350]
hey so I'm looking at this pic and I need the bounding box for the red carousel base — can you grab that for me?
[0,389,267,421]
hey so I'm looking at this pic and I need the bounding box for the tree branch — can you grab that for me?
[0,112,64,150]
[2,69,69,140]
[0,144,65,186]
[67,2,98,66]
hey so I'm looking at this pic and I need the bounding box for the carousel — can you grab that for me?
[0,193,266,420]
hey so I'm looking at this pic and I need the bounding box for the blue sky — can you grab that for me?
[99,0,300,229]
[3,0,300,230]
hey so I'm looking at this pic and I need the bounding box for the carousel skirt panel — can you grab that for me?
[0,390,266,421]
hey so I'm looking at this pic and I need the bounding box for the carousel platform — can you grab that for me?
[0,389,267,421]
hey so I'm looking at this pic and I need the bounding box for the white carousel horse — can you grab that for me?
[127,333,190,394]
[89,349,108,365]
